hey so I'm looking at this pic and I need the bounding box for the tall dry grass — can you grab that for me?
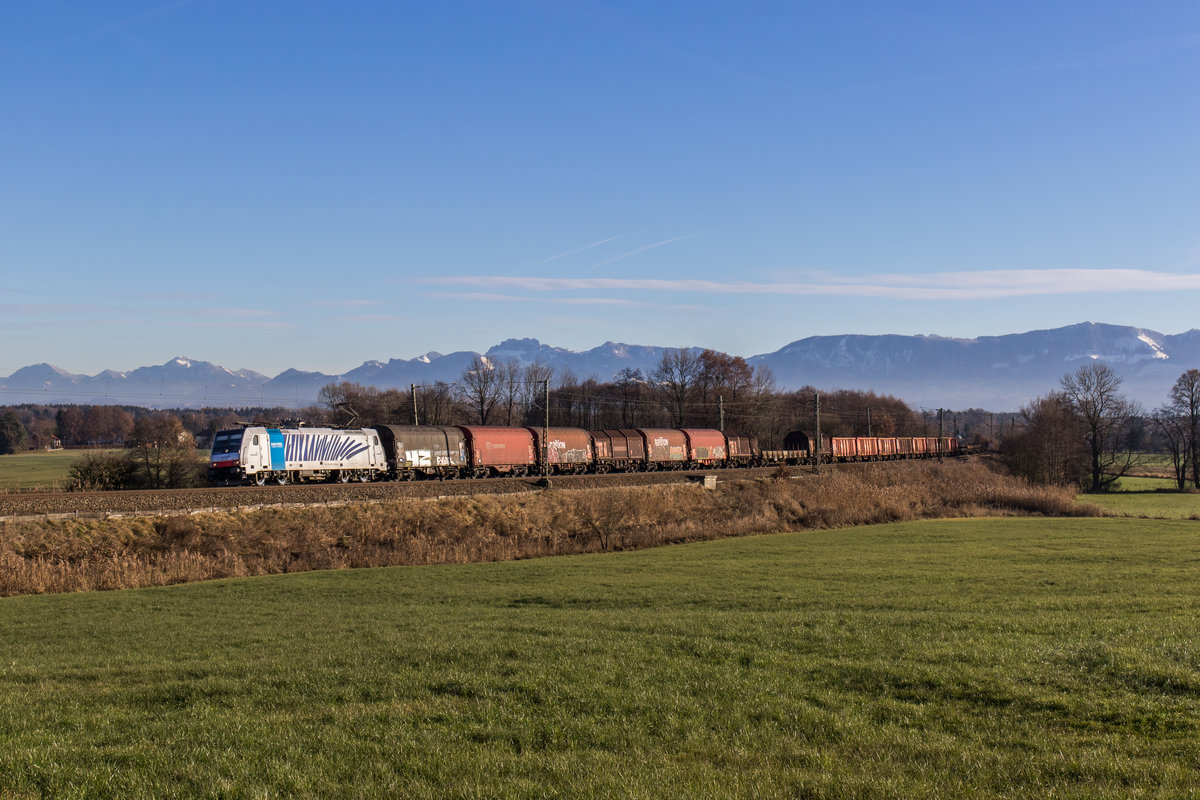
[0,461,1095,597]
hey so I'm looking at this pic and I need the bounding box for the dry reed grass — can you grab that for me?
[0,461,1093,597]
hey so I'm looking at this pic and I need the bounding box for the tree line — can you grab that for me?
[306,349,942,448]
[0,347,1009,469]
[29,346,1180,494]
[1002,364,1200,492]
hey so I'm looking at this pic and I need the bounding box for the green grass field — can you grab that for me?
[3,517,1200,798]
[0,449,117,491]
[1080,476,1200,519]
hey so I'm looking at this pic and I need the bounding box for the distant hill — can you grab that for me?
[2,323,1197,410]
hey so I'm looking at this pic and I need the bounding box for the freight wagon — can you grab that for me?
[209,423,966,485]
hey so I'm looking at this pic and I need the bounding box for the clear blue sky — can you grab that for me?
[3,1,1198,376]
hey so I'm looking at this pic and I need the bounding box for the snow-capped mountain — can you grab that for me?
[2,324,1198,410]
[752,323,1200,408]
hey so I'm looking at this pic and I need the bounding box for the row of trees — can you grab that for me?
[1003,364,1200,492]
[308,349,938,448]
[1,347,1000,461]
[18,349,1197,494]
[0,403,257,453]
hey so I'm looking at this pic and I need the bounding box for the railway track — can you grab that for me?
[0,466,795,520]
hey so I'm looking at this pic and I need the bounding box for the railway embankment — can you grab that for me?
[0,467,754,520]
[0,461,1095,597]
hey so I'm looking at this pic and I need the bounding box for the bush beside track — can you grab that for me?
[0,461,1096,597]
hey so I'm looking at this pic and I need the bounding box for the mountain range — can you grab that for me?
[3,323,1198,411]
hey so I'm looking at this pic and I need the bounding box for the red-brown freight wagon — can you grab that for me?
[590,429,646,472]
[527,427,593,474]
[637,429,688,468]
[725,434,757,466]
[681,429,727,465]
[829,438,858,461]
[855,437,880,460]
[457,426,537,477]
[877,438,898,459]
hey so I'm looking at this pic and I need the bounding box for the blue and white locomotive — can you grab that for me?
[208,426,386,485]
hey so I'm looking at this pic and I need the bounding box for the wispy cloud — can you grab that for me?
[113,291,221,301]
[328,314,403,323]
[427,291,641,306]
[425,291,705,310]
[587,233,705,270]
[0,304,128,315]
[537,236,624,264]
[310,299,383,308]
[76,0,202,41]
[423,269,1200,301]
[182,319,292,330]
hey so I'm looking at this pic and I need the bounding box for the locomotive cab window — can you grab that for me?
[211,431,244,455]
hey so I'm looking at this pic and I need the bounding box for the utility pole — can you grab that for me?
[542,378,550,480]
[814,392,821,474]
[718,395,724,433]
[411,384,419,426]
[866,407,872,437]
[937,408,944,462]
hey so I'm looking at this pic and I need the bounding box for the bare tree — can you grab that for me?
[552,367,579,427]
[1060,363,1140,491]
[653,348,702,427]
[417,381,456,425]
[1151,404,1193,491]
[613,367,644,428]
[1168,368,1200,489]
[497,359,523,426]
[128,414,201,488]
[521,361,553,427]
[461,356,501,425]
[1002,393,1088,487]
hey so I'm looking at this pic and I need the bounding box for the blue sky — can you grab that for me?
[2,1,1198,376]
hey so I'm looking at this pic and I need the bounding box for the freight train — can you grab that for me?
[208,424,960,486]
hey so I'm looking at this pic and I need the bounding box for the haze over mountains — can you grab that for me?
[3,323,1198,411]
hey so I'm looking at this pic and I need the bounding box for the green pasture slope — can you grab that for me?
[0,450,107,490]
[3,518,1200,798]
[1081,477,1200,520]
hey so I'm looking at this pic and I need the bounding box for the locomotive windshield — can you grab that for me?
[211,430,243,455]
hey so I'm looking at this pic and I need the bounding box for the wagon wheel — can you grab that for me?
[274,471,290,486]
[254,472,269,486]
[357,470,370,482]
[338,470,352,484]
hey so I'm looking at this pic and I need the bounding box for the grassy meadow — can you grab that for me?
[0,449,103,491]
[1080,476,1200,520]
[3,517,1200,798]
